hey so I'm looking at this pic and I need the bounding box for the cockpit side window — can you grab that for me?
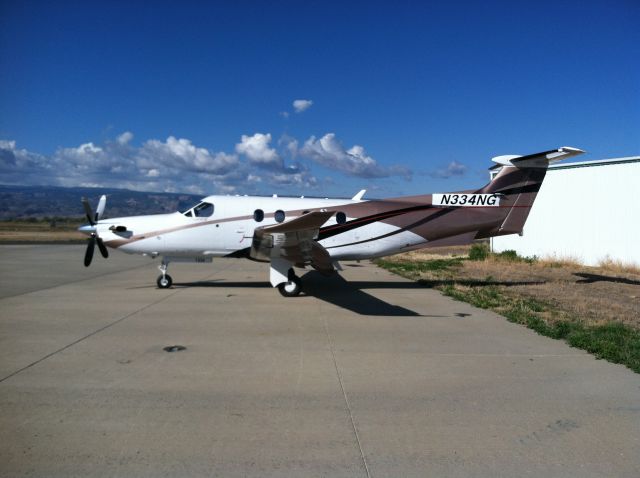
[193,202,214,218]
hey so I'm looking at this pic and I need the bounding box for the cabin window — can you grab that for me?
[193,202,214,217]
[254,209,264,222]
[274,210,285,223]
[336,212,347,224]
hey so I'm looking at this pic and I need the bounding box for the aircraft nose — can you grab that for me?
[77,224,96,236]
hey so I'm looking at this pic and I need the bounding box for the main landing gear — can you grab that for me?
[277,272,302,297]
[157,260,173,289]
[271,257,302,297]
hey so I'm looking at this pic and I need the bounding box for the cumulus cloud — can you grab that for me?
[117,131,133,145]
[235,133,281,168]
[293,99,313,113]
[0,129,414,197]
[430,161,467,179]
[278,134,299,159]
[0,140,49,178]
[142,136,239,175]
[0,136,231,193]
[299,133,412,179]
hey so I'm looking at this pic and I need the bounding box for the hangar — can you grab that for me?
[491,156,640,266]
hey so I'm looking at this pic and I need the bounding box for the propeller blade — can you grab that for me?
[97,237,109,258]
[81,198,95,226]
[95,195,106,221]
[84,236,96,267]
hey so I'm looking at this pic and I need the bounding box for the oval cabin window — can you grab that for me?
[336,212,347,224]
[254,209,264,222]
[274,210,285,223]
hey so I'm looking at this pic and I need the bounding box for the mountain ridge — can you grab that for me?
[0,184,202,220]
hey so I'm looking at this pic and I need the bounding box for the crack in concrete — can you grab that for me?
[323,316,372,478]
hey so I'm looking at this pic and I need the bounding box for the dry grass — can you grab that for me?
[598,256,640,275]
[377,246,640,372]
[0,221,85,243]
[384,246,640,330]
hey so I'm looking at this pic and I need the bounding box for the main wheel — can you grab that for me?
[277,275,302,297]
[157,274,173,289]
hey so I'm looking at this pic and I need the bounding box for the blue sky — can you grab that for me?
[1,0,638,198]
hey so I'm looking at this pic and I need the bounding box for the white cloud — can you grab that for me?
[293,99,313,113]
[299,133,412,179]
[235,133,281,167]
[117,131,134,145]
[430,161,467,179]
[278,134,298,159]
[0,135,244,194]
[1,128,414,197]
[142,136,239,174]
[269,172,318,188]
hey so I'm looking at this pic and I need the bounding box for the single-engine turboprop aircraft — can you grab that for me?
[79,147,584,296]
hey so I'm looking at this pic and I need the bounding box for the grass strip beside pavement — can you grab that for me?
[376,258,640,374]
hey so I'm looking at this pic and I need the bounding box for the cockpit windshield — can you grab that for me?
[183,201,214,218]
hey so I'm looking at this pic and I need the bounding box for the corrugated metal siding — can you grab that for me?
[491,157,640,266]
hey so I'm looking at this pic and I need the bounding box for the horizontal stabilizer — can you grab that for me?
[491,146,585,169]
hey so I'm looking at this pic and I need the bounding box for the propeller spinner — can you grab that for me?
[79,195,109,266]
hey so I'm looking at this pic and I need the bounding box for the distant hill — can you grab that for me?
[0,184,202,220]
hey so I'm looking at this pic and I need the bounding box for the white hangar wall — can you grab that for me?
[491,157,640,266]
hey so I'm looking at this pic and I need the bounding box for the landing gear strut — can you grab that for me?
[157,259,173,289]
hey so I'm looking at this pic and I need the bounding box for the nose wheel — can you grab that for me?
[157,274,173,289]
[157,259,172,289]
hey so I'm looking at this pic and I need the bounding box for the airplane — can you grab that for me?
[78,146,584,297]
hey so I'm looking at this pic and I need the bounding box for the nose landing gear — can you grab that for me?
[157,260,173,289]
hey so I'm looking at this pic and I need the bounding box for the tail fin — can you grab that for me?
[477,146,584,237]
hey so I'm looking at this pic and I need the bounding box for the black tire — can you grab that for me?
[277,275,302,297]
[157,274,173,289]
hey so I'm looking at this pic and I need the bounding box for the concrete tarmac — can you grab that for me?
[0,245,639,477]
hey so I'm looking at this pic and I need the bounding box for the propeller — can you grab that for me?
[80,195,109,267]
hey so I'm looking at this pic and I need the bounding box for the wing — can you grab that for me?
[250,211,335,273]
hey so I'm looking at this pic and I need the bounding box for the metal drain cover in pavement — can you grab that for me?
[163,345,187,352]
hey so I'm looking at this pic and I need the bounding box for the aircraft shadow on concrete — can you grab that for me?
[301,271,427,317]
[176,271,429,317]
[574,272,640,286]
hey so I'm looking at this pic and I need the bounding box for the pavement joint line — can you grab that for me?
[0,266,227,385]
[0,288,182,384]
[0,262,153,301]
[323,316,372,478]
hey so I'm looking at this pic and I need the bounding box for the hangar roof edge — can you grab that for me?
[550,156,640,170]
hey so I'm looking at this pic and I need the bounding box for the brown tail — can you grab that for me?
[477,146,584,237]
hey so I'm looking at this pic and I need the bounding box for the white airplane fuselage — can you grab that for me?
[97,195,424,261]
